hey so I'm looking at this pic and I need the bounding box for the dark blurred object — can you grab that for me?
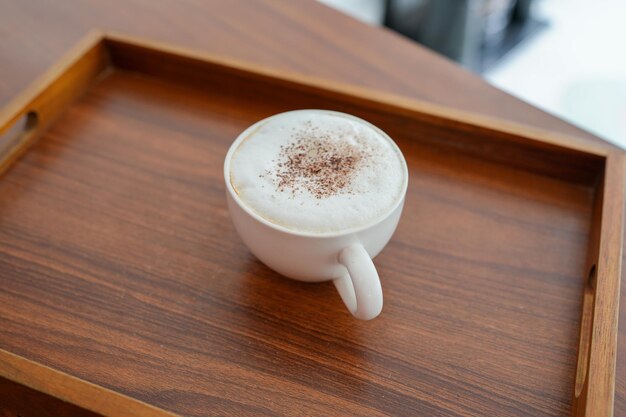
[384,0,547,73]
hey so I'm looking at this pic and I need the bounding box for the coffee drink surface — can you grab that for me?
[229,110,406,234]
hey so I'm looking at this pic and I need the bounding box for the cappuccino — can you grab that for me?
[229,110,406,234]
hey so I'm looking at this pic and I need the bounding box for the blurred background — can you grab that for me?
[319,0,626,148]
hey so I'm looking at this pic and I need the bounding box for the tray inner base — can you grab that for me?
[0,68,595,416]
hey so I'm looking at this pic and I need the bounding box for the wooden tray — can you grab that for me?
[0,31,623,417]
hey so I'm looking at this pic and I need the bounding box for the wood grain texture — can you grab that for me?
[586,153,624,415]
[0,34,623,415]
[572,153,625,416]
[0,0,613,146]
[0,69,591,416]
[0,349,177,417]
[103,34,608,183]
[0,1,623,415]
[0,31,107,176]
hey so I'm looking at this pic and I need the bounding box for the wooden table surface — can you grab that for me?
[0,0,624,415]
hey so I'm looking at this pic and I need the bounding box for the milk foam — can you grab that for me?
[229,110,406,234]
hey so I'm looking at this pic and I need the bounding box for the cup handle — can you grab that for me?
[334,244,383,320]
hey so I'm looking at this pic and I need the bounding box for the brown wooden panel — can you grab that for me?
[105,36,606,186]
[1,33,623,416]
[4,4,626,413]
[0,0,610,146]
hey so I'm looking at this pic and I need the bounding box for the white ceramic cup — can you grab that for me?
[224,110,408,320]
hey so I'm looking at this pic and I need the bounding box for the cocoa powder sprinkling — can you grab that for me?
[264,122,369,199]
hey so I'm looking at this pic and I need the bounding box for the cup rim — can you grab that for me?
[223,109,409,238]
